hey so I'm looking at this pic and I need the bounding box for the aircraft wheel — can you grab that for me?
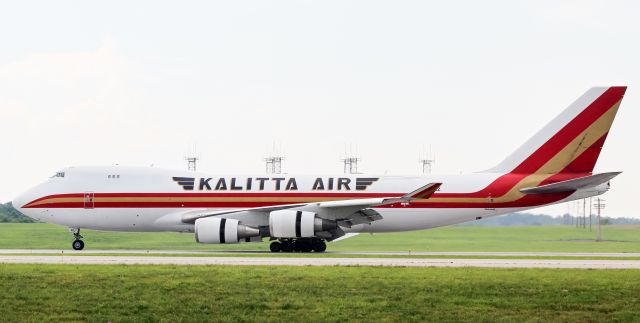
[300,241,313,253]
[281,241,293,252]
[292,241,303,252]
[269,241,282,253]
[72,239,85,251]
[312,241,326,253]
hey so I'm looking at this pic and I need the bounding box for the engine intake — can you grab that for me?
[269,210,337,238]
[195,217,260,244]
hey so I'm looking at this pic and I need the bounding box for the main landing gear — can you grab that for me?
[270,238,326,253]
[69,228,85,251]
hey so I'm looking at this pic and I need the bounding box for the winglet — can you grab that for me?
[404,183,442,200]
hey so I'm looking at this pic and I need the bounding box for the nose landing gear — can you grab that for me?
[69,228,85,251]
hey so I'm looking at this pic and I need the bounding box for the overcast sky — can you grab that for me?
[1,1,638,217]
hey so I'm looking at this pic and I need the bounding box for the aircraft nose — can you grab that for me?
[12,192,29,211]
[13,189,46,222]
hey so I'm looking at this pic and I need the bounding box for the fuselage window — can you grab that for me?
[51,172,65,178]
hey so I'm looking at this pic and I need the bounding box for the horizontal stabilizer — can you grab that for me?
[520,172,621,194]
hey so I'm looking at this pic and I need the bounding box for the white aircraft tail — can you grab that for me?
[485,86,626,175]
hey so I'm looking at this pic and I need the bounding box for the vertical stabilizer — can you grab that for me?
[485,86,626,174]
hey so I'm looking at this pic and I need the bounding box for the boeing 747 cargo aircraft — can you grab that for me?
[13,86,626,252]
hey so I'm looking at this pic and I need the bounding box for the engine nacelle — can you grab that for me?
[269,210,337,238]
[195,217,260,244]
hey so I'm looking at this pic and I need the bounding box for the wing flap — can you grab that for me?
[338,208,384,228]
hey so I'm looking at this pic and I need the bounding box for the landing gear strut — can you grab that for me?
[69,228,85,251]
[270,238,326,253]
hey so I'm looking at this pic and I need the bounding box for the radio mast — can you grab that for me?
[265,156,285,174]
[342,144,361,174]
[265,142,285,174]
[419,145,435,174]
[185,156,199,172]
[342,157,360,174]
[184,144,199,172]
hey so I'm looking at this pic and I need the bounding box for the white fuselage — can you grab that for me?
[13,166,605,234]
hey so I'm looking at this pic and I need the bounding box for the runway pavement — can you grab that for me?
[1,254,640,268]
[1,249,640,257]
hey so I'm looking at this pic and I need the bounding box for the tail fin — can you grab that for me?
[485,86,626,174]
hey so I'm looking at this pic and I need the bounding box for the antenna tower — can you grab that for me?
[265,142,285,174]
[265,156,285,174]
[185,156,199,172]
[419,145,435,174]
[185,144,199,172]
[342,144,361,174]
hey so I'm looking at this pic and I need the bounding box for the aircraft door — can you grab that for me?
[83,192,95,209]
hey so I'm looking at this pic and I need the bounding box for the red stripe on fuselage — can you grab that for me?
[24,190,572,209]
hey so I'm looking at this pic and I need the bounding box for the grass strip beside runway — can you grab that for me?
[1,223,640,252]
[0,264,639,322]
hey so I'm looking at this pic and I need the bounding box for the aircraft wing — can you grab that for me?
[316,182,441,208]
[180,182,442,225]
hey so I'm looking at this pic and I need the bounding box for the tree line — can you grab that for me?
[0,202,36,223]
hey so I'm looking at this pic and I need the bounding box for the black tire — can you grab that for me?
[300,242,313,253]
[292,241,303,252]
[312,241,326,253]
[281,241,293,252]
[72,240,85,251]
[269,241,282,253]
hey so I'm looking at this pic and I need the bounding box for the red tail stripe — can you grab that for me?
[564,132,609,174]
[511,87,625,174]
[435,88,624,198]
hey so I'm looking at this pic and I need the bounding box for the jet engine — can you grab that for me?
[269,210,337,238]
[195,217,260,244]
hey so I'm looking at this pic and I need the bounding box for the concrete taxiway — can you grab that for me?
[1,249,640,257]
[1,255,640,269]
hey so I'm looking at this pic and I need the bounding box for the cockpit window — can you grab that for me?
[50,172,65,178]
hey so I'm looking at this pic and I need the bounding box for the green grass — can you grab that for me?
[342,225,640,253]
[1,223,639,253]
[0,264,639,322]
